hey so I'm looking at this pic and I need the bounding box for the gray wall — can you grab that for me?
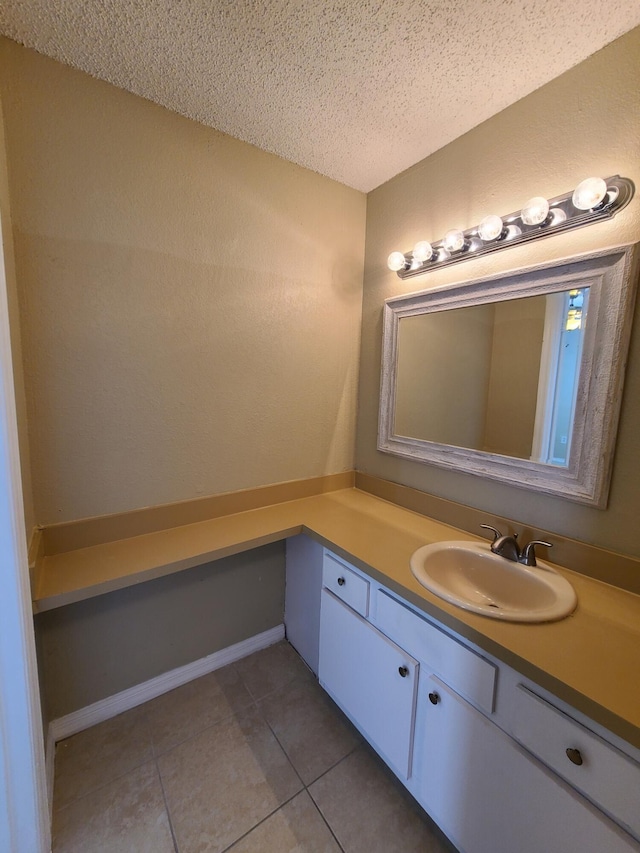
[36,543,285,719]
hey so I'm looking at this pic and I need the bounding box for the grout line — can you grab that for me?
[252,694,306,790]
[155,758,180,853]
[219,791,303,853]
[233,659,303,706]
[149,698,259,761]
[306,790,346,853]
[265,712,354,853]
[142,644,294,761]
[245,644,356,852]
[233,642,350,849]
[305,741,363,789]
[54,640,369,852]
[52,754,156,814]
[248,644,362,772]
[150,708,256,761]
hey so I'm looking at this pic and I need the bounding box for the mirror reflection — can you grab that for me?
[394,288,589,466]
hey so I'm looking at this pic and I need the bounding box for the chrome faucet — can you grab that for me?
[492,531,521,562]
[480,525,552,567]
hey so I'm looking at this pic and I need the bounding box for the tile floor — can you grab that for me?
[52,640,456,853]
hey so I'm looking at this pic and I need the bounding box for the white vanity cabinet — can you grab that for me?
[309,546,640,853]
[412,676,638,853]
[319,585,418,779]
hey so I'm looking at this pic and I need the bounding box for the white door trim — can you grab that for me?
[0,128,50,851]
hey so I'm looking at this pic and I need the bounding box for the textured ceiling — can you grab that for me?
[1,1,640,192]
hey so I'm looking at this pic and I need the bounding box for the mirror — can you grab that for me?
[379,246,638,506]
[394,288,588,466]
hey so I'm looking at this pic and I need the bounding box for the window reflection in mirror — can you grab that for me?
[394,287,589,467]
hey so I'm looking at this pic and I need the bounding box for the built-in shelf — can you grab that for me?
[31,486,640,752]
[33,499,306,613]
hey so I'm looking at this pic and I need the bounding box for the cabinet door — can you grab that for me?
[412,676,639,853]
[319,589,418,779]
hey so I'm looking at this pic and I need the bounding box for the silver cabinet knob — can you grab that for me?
[337,577,345,586]
[398,666,409,678]
[428,691,440,705]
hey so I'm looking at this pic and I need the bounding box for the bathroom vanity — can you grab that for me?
[36,480,640,852]
[286,538,640,853]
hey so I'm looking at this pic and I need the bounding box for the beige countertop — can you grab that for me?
[34,487,640,751]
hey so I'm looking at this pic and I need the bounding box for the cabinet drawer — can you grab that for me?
[375,589,496,714]
[323,551,369,617]
[512,686,640,839]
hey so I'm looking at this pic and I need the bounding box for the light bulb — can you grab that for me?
[442,229,466,252]
[387,251,406,271]
[412,241,433,262]
[572,177,608,210]
[521,197,550,225]
[478,215,504,241]
[549,208,567,226]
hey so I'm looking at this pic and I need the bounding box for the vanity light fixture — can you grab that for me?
[412,240,434,262]
[521,196,550,226]
[387,175,634,279]
[565,289,585,331]
[442,229,467,253]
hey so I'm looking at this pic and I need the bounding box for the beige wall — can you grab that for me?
[0,37,365,525]
[394,304,493,447]
[0,93,35,537]
[358,28,640,559]
[483,297,545,458]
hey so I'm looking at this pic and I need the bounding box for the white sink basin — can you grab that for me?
[410,541,577,622]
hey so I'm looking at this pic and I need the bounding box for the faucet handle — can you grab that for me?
[521,540,553,567]
[480,524,502,543]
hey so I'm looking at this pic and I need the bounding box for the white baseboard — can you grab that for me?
[48,624,284,744]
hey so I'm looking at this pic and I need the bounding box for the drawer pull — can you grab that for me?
[337,577,346,586]
[428,691,440,705]
[398,666,409,678]
[566,747,583,766]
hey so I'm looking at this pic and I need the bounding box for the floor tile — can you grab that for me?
[54,705,153,810]
[309,745,452,853]
[259,675,361,784]
[227,790,341,853]
[234,640,311,700]
[52,761,175,853]
[146,664,254,755]
[158,704,303,853]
